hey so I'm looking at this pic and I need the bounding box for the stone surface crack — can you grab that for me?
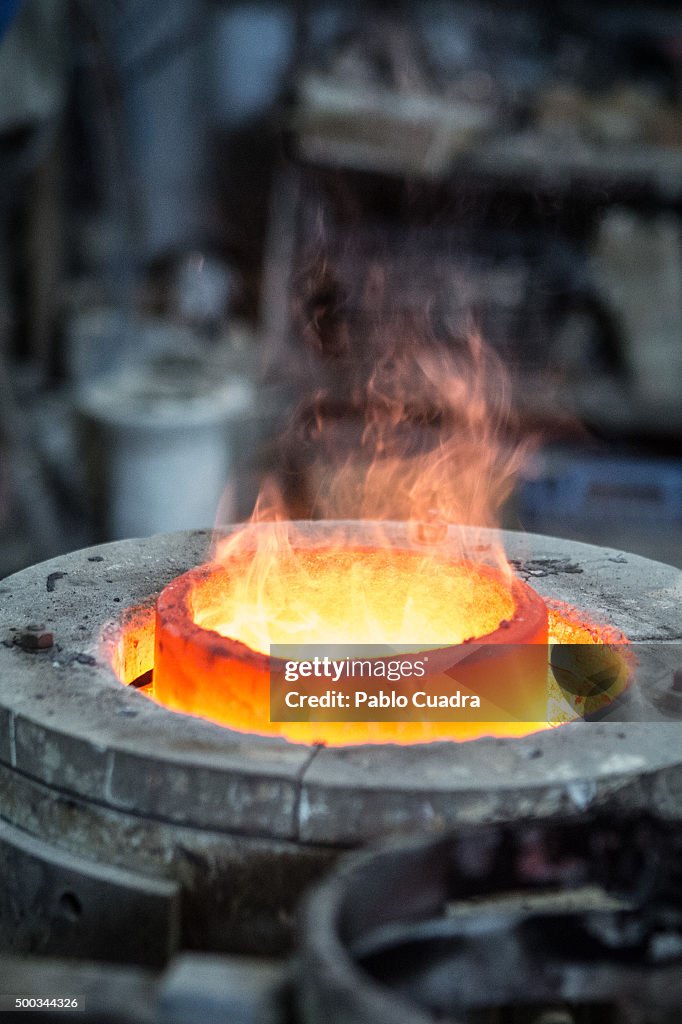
[294,744,322,841]
[510,558,584,578]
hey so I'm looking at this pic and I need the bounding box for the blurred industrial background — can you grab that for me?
[0,0,680,578]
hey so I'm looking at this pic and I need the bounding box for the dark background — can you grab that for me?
[0,0,680,576]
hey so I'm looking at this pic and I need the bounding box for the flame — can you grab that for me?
[296,324,524,538]
[209,324,528,653]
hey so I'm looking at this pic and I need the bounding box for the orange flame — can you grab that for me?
[208,323,529,652]
[279,319,526,544]
[104,289,629,745]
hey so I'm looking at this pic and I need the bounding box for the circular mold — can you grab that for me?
[153,528,549,744]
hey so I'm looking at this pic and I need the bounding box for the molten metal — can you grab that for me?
[194,549,518,651]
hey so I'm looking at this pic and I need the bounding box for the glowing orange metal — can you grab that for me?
[150,535,550,744]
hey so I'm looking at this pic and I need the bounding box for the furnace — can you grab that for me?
[0,525,679,966]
